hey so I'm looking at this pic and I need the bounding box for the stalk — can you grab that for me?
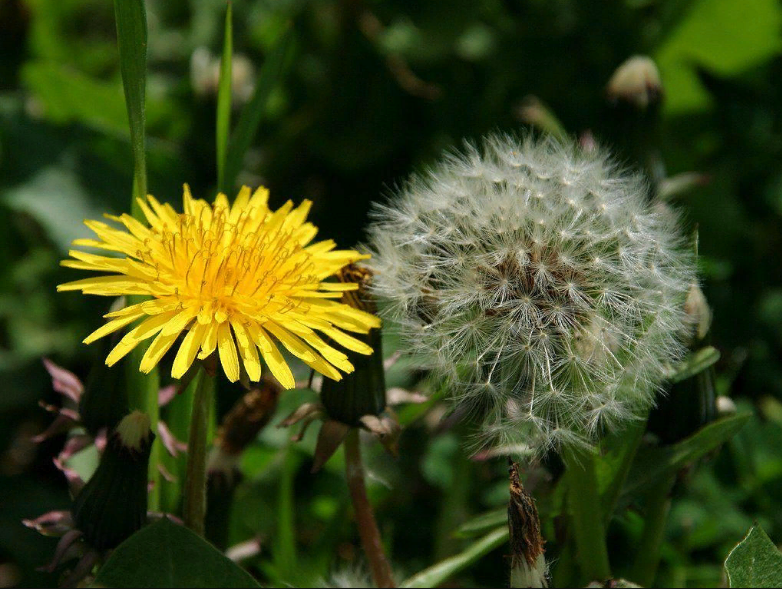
[631,473,675,586]
[183,368,214,536]
[562,445,611,584]
[344,429,395,588]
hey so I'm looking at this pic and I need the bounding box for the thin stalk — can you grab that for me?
[631,473,675,586]
[562,445,611,584]
[183,368,214,536]
[344,429,395,588]
[600,417,647,523]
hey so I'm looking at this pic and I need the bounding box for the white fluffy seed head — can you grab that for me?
[366,134,696,456]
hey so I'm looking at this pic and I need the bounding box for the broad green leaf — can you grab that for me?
[216,3,233,195]
[454,507,506,538]
[725,525,782,588]
[624,413,750,500]
[655,0,782,114]
[21,62,129,135]
[669,346,720,383]
[224,27,292,192]
[94,517,261,588]
[401,527,508,588]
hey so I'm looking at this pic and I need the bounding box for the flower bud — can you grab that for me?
[320,265,387,426]
[72,411,154,549]
[606,55,663,110]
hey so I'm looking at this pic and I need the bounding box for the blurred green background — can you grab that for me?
[2,0,782,587]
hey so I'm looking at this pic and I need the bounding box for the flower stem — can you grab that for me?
[631,473,675,586]
[344,429,395,588]
[183,368,213,536]
[562,445,611,584]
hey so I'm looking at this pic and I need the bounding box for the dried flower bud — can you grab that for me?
[508,462,548,588]
[72,411,154,549]
[606,55,662,110]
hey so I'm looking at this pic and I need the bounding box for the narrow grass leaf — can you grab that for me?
[401,527,508,588]
[216,2,233,195]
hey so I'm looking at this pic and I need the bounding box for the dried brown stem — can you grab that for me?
[344,429,395,588]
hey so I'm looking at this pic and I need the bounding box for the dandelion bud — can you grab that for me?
[320,265,387,426]
[72,411,154,549]
[367,134,695,455]
[684,283,711,341]
[606,55,663,110]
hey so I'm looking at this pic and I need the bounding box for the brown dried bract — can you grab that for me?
[508,460,546,569]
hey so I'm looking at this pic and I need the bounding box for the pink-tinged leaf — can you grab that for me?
[42,358,83,403]
[52,457,84,495]
[158,462,177,483]
[157,421,187,457]
[94,429,108,453]
[158,384,178,406]
[57,435,94,462]
[387,387,428,405]
[383,350,403,370]
[226,538,262,562]
[23,510,74,537]
[31,409,80,443]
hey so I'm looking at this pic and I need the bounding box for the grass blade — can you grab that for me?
[113,0,147,217]
[216,2,233,195]
[401,527,509,588]
[114,0,160,509]
[224,27,292,192]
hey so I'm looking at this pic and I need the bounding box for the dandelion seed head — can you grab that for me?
[367,134,695,455]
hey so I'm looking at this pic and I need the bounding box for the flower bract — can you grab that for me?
[59,186,380,387]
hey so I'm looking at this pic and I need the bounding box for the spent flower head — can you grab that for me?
[59,186,380,388]
[367,134,695,455]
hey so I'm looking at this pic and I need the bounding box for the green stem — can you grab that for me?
[126,341,160,510]
[183,368,214,536]
[563,445,612,584]
[344,429,395,588]
[600,418,647,524]
[631,474,675,586]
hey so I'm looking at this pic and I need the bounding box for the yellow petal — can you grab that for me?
[248,324,295,389]
[230,319,261,382]
[172,322,208,379]
[105,311,177,366]
[265,321,317,363]
[83,311,145,345]
[198,321,219,359]
[217,321,240,382]
[319,327,374,355]
[297,331,354,372]
[139,328,181,373]
[161,307,198,336]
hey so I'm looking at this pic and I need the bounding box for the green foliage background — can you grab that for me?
[2,0,782,587]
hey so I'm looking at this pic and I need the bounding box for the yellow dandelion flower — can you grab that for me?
[58,185,381,388]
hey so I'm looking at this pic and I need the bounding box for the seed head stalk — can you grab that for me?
[344,429,395,588]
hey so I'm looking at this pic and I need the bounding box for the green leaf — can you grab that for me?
[655,0,782,114]
[624,413,751,500]
[94,517,261,588]
[216,2,233,195]
[400,527,508,588]
[725,525,782,588]
[669,346,720,383]
[454,507,506,538]
[113,0,148,217]
[224,27,292,192]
